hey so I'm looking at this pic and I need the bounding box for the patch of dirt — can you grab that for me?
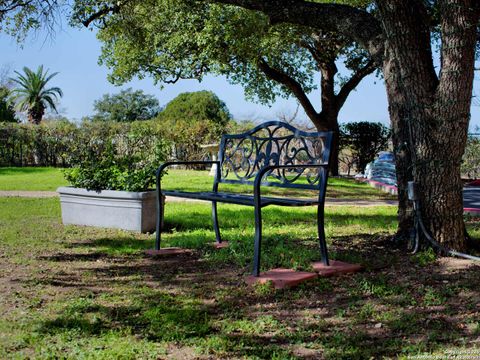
[436,257,479,272]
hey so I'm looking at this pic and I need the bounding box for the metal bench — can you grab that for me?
[155,121,333,276]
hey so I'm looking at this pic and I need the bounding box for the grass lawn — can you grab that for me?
[0,167,396,200]
[0,167,68,191]
[1,197,479,359]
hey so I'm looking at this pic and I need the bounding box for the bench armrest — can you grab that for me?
[253,164,329,202]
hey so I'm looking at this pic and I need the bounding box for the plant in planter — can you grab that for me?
[58,121,169,233]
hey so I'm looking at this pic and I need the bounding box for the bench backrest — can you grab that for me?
[217,121,333,191]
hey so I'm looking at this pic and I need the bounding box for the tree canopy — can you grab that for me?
[157,90,231,161]
[0,1,65,41]
[88,88,161,122]
[76,0,377,175]
[92,1,374,122]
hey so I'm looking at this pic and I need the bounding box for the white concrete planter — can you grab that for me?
[57,187,160,233]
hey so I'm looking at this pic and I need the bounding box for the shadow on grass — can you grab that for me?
[26,204,480,357]
[32,238,480,359]
[35,289,301,358]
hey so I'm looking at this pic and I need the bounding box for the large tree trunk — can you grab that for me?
[28,105,44,125]
[382,39,414,239]
[379,0,479,250]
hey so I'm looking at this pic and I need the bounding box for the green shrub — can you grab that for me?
[0,86,17,123]
[340,122,391,173]
[64,121,169,192]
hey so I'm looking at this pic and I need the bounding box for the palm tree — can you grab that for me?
[10,65,63,125]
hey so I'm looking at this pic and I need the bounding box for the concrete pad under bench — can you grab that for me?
[145,248,192,256]
[312,260,362,277]
[213,241,229,249]
[245,268,318,289]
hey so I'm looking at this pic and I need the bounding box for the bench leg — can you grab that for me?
[155,193,165,251]
[252,205,262,277]
[317,205,329,266]
[212,201,222,243]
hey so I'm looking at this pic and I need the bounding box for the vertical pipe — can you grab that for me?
[253,170,264,277]
[212,201,222,243]
[253,203,262,277]
[155,167,163,251]
[317,204,330,266]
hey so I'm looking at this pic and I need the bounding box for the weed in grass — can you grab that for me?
[470,322,480,335]
[422,286,446,306]
[412,248,437,267]
[356,274,403,299]
[35,330,167,360]
[253,281,276,296]
[374,309,400,323]
[388,312,420,333]
[196,334,295,359]
[221,315,281,336]
[313,277,334,292]
[357,301,376,322]
[335,308,347,318]
[143,303,212,341]
[321,330,372,360]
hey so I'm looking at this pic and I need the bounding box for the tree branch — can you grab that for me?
[211,0,384,62]
[257,58,322,126]
[81,2,124,27]
[0,1,33,15]
[336,59,377,109]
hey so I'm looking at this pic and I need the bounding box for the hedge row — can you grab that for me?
[0,117,237,168]
[0,121,77,167]
[0,121,175,168]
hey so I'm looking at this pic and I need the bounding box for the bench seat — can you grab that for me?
[163,190,319,207]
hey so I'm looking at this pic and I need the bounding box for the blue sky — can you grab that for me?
[1,25,479,130]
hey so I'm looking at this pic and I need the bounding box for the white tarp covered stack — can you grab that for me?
[361,151,397,186]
